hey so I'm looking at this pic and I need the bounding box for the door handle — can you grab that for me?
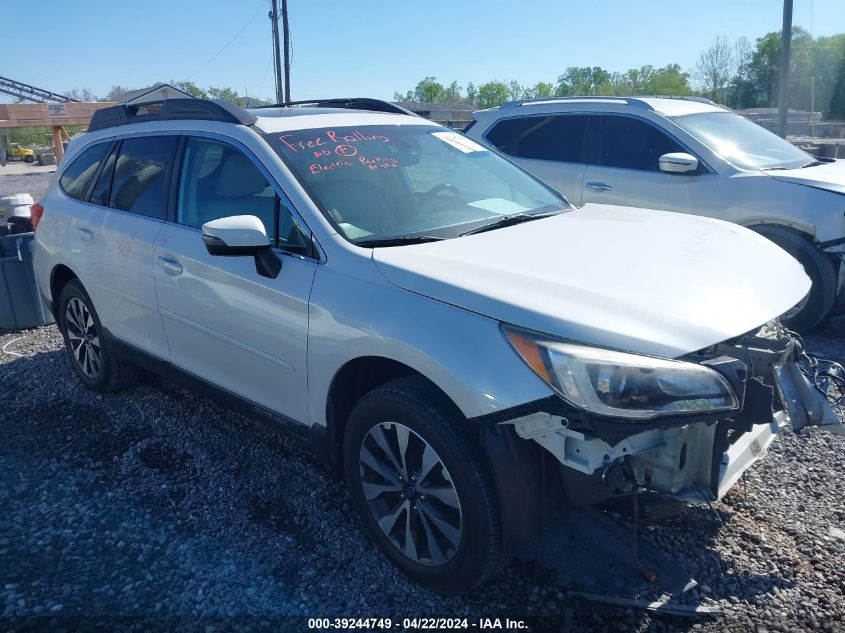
[77,228,93,241]
[157,256,183,276]
[585,181,613,192]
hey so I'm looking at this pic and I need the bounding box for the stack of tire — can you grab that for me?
[0,194,35,236]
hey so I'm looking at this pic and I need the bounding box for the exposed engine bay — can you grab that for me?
[506,322,845,506]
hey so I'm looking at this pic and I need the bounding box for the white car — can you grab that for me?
[466,96,845,331]
[33,96,843,592]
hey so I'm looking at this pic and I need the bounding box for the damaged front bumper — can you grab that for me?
[507,325,844,504]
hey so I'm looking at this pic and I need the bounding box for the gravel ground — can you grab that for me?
[0,170,54,201]
[1,325,844,632]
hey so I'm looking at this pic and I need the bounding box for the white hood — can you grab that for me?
[768,159,845,195]
[373,204,811,358]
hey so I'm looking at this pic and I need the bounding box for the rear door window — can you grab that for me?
[595,116,684,172]
[486,115,589,163]
[59,142,111,201]
[109,136,178,219]
[89,147,117,207]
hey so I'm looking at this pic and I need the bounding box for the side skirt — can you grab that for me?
[104,329,331,466]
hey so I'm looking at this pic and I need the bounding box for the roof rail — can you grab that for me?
[87,98,257,132]
[637,94,719,105]
[498,94,723,111]
[254,97,419,117]
[499,96,651,109]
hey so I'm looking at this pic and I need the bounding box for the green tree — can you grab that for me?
[727,37,756,108]
[789,28,816,111]
[173,81,209,100]
[465,82,477,105]
[508,80,524,101]
[207,86,245,105]
[555,67,611,96]
[476,81,510,108]
[104,86,130,101]
[814,34,845,115]
[64,87,96,101]
[414,76,446,103]
[749,31,781,107]
[527,81,554,98]
[621,66,654,94]
[747,27,817,110]
[445,81,462,102]
[646,64,692,95]
[694,36,735,103]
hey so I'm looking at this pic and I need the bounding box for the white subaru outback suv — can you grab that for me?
[33,97,843,592]
[466,96,845,331]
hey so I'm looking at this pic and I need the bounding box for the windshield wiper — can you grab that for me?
[459,210,561,237]
[355,235,445,248]
[801,160,824,168]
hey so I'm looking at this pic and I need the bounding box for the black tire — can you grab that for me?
[753,225,837,332]
[343,376,506,592]
[24,155,34,163]
[58,280,140,392]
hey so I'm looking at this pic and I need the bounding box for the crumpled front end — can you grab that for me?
[506,323,844,504]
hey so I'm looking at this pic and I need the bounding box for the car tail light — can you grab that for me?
[30,203,44,231]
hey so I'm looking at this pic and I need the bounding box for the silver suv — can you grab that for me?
[466,96,845,331]
[33,97,843,591]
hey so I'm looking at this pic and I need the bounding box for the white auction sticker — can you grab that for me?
[431,131,487,153]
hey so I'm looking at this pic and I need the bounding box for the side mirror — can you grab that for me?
[201,215,282,279]
[659,152,699,174]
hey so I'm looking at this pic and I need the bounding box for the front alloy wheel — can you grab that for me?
[65,297,102,379]
[344,376,506,592]
[359,421,463,566]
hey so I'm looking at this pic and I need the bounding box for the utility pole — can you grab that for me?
[282,0,291,102]
[777,0,793,138]
[270,0,284,104]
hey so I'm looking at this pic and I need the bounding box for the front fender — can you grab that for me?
[307,259,553,428]
[721,174,845,242]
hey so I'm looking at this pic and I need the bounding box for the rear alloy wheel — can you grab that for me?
[65,297,101,379]
[58,280,140,393]
[344,376,506,592]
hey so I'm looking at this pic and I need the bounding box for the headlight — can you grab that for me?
[503,325,739,419]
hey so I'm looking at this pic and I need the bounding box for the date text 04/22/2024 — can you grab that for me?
[307,618,528,630]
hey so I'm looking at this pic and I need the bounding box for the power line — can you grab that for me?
[256,56,273,101]
[184,1,266,82]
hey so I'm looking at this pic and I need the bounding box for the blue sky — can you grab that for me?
[4,0,844,103]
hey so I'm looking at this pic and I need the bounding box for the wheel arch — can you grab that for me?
[324,356,461,474]
[747,222,839,329]
[49,263,80,320]
[740,216,817,237]
[326,355,554,546]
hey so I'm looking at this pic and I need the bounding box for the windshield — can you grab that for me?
[671,111,813,170]
[264,124,568,244]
